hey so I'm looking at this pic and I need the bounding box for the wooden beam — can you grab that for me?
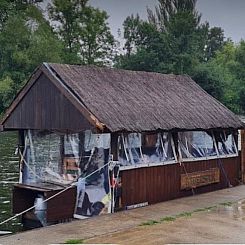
[241,129,245,183]
[111,133,118,161]
[18,130,25,183]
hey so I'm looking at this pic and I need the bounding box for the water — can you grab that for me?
[0,132,22,233]
[221,200,245,220]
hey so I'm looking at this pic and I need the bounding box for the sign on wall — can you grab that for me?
[180,168,220,190]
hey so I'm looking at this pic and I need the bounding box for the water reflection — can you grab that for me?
[0,132,22,233]
[215,200,245,221]
[231,200,245,220]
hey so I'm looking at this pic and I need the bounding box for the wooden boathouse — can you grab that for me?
[0,63,244,226]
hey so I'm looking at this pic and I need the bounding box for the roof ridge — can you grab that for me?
[46,62,190,79]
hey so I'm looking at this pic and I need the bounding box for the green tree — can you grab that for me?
[147,0,200,32]
[116,48,161,72]
[239,87,245,113]
[0,0,13,30]
[123,14,141,56]
[205,41,245,113]
[0,76,14,113]
[48,0,84,63]
[232,40,245,80]
[229,41,245,113]
[79,7,115,65]
[163,10,207,74]
[116,0,235,113]
[0,5,64,88]
[205,26,226,61]
[49,0,116,65]
[192,63,224,100]
[0,3,65,113]
[117,1,207,75]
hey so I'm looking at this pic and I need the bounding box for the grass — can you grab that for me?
[139,203,227,227]
[219,201,233,207]
[193,207,208,213]
[160,216,176,222]
[193,205,217,213]
[65,239,84,244]
[140,220,159,226]
[175,212,192,218]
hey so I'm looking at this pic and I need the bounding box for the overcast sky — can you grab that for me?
[90,0,245,43]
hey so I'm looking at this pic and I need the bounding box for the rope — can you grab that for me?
[180,160,195,195]
[178,139,195,195]
[0,159,112,227]
[19,149,43,182]
[217,158,232,188]
[0,183,75,226]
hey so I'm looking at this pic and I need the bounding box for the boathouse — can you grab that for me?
[0,63,244,226]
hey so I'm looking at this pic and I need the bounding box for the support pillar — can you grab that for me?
[241,129,245,183]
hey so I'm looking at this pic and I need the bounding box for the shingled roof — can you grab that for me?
[47,63,243,132]
[1,63,244,132]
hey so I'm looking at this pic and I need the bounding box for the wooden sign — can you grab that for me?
[180,168,220,190]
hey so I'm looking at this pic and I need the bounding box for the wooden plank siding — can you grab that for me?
[241,130,245,183]
[3,73,93,131]
[45,187,77,222]
[121,157,240,207]
[13,184,77,223]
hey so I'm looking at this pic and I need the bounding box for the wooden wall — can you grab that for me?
[4,73,93,131]
[121,157,240,207]
[241,130,245,183]
[13,184,76,223]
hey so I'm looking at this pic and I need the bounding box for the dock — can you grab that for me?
[1,185,245,245]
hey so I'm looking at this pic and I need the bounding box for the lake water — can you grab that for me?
[0,132,22,233]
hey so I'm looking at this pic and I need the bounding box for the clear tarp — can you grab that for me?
[179,131,217,159]
[20,129,238,224]
[74,131,111,218]
[22,130,62,184]
[118,132,176,166]
[21,130,112,220]
[216,131,237,156]
[179,131,237,160]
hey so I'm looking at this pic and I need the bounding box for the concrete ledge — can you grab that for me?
[1,185,245,245]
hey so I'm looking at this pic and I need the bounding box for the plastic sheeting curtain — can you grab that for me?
[179,131,238,160]
[178,131,217,159]
[74,131,112,218]
[216,131,237,156]
[118,132,176,166]
[21,130,113,220]
[22,130,62,184]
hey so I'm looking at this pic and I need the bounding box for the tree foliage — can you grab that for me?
[49,0,116,65]
[0,0,244,117]
[205,26,226,61]
[0,3,64,92]
[147,0,200,32]
[0,76,14,113]
[116,0,245,114]
[0,1,66,114]
[117,4,208,75]
[0,0,116,115]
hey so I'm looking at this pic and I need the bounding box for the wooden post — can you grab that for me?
[241,129,245,183]
[18,130,25,183]
[110,133,118,161]
[59,135,65,175]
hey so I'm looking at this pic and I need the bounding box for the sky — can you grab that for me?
[90,0,245,43]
